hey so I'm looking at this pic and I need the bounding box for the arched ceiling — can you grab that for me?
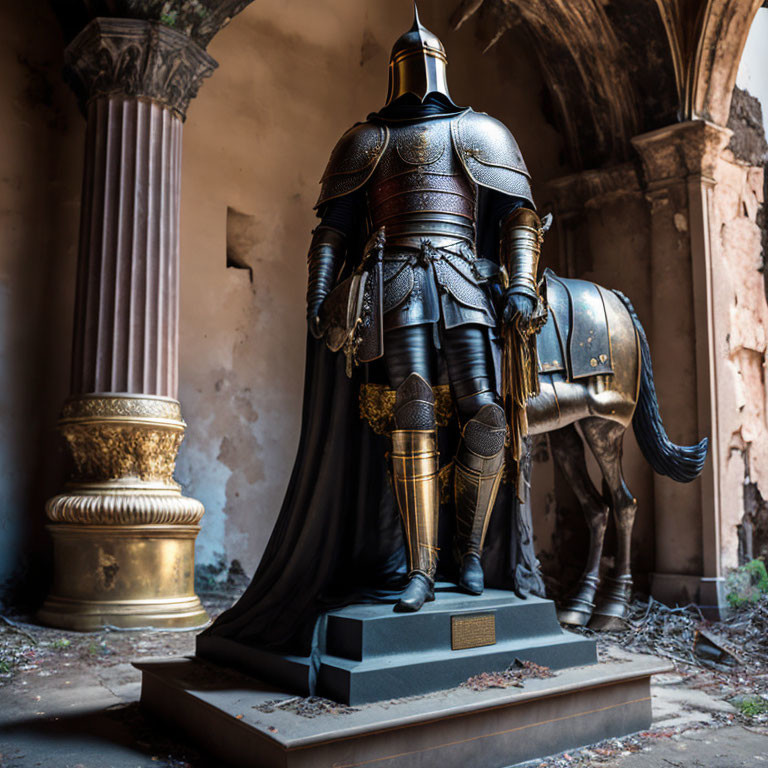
[47,0,761,171]
[49,0,254,48]
[451,0,762,169]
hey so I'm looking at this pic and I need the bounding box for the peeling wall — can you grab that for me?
[715,16,768,573]
[712,150,767,570]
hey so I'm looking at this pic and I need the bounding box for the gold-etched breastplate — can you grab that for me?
[366,117,477,248]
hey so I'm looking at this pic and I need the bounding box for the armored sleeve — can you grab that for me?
[500,208,544,302]
[306,223,346,338]
[306,187,367,336]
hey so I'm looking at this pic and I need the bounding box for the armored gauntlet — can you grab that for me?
[499,207,546,472]
[306,226,346,338]
[500,207,543,306]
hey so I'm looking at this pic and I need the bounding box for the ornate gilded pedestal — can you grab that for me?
[38,395,208,630]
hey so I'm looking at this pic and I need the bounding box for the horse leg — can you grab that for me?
[580,417,637,629]
[548,424,610,627]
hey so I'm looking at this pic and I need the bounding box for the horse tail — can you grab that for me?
[613,290,709,483]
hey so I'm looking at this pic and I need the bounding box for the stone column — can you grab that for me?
[38,18,217,630]
[632,120,732,616]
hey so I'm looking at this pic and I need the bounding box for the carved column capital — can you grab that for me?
[631,120,733,188]
[64,17,217,120]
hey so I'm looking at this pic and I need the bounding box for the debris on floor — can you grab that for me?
[253,695,359,718]
[462,659,554,691]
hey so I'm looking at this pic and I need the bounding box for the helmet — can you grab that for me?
[385,4,456,107]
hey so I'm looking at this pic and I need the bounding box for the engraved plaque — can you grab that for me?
[451,612,496,650]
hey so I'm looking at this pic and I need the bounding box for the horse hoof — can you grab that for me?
[590,575,633,630]
[557,607,592,626]
[558,588,597,627]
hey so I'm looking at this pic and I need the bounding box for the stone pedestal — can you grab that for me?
[198,589,597,705]
[39,17,220,630]
[135,653,669,768]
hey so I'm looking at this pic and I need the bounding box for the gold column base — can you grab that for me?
[38,523,208,630]
[40,395,209,631]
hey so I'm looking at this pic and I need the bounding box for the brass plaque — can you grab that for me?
[451,612,496,650]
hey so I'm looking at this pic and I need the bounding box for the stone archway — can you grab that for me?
[688,0,764,123]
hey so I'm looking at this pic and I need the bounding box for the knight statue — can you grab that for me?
[199,6,551,660]
[307,7,545,612]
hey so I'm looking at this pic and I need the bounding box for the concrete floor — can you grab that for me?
[0,595,766,768]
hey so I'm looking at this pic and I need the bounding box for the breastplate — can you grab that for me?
[366,118,477,249]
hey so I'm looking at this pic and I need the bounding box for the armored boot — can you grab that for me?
[454,403,507,595]
[390,374,440,613]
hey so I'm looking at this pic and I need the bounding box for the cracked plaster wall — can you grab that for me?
[715,12,768,572]
[713,150,767,571]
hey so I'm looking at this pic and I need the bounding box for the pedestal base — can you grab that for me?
[135,653,670,768]
[197,588,597,704]
[40,395,209,631]
[37,594,209,631]
[37,523,209,630]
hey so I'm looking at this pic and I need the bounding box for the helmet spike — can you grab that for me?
[413,2,421,29]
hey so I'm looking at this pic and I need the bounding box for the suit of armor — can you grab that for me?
[306,9,545,611]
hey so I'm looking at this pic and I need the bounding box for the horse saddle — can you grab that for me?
[537,268,614,380]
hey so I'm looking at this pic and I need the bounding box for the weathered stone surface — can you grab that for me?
[728,86,768,165]
[711,147,768,572]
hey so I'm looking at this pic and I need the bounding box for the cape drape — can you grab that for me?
[199,334,545,657]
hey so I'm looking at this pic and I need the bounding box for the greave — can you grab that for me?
[454,403,506,559]
[391,429,440,579]
[390,374,439,581]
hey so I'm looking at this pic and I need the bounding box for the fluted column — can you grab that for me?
[71,97,182,397]
[39,18,217,630]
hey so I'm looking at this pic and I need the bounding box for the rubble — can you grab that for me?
[582,596,768,675]
[582,596,768,726]
[253,696,359,718]
[462,659,554,691]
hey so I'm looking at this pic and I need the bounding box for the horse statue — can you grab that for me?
[525,269,708,630]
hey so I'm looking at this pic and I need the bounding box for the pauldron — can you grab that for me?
[316,109,534,209]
